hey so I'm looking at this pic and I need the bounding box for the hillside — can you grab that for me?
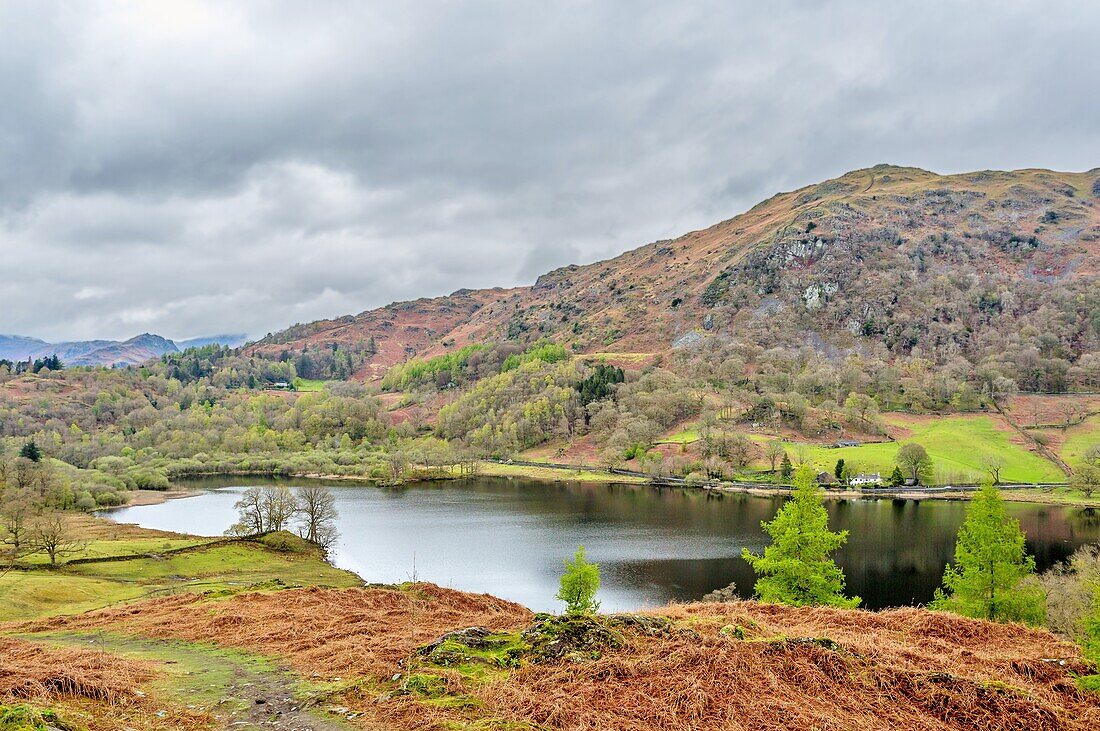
[7,582,1099,730]
[250,165,1100,383]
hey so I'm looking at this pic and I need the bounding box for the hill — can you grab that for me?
[249,165,1100,386]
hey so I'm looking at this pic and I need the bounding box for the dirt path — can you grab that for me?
[17,633,356,731]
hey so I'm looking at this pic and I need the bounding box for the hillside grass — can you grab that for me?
[16,585,1098,731]
[0,530,362,622]
[18,536,206,566]
[479,461,646,484]
[781,414,1064,483]
[1060,415,1100,466]
[292,377,327,392]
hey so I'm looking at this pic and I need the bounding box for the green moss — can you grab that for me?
[442,721,541,730]
[401,673,448,698]
[0,704,75,731]
[1076,674,1100,694]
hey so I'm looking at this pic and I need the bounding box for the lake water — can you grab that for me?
[108,476,1100,613]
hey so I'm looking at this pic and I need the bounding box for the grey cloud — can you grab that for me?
[1,1,1099,341]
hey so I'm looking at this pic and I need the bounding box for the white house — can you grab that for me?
[850,472,882,487]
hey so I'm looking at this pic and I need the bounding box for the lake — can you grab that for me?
[108,476,1100,613]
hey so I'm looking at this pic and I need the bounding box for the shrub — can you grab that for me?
[556,546,601,615]
[93,491,124,507]
[130,470,170,490]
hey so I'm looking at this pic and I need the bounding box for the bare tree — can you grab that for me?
[30,514,83,566]
[982,454,1006,485]
[296,485,339,552]
[387,451,408,483]
[261,486,299,532]
[764,441,785,473]
[226,486,265,536]
[1,489,36,557]
[226,485,298,536]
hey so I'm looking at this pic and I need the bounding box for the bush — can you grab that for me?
[130,470,170,490]
[556,546,600,615]
[94,491,124,507]
[257,531,313,554]
[75,493,97,512]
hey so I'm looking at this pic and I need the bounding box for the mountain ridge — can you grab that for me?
[249,164,1100,383]
[0,332,248,367]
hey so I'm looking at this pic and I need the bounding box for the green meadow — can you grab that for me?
[782,415,1064,484]
[0,532,363,622]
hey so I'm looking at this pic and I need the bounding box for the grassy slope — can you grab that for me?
[12,585,1100,731]
[478,460,646,484]
[0,531,362,622]
[652,413,1065,483]
[1061,415,1100,465]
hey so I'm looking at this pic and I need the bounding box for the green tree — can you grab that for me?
[931,483,1045,624]
[556,545,601,615]
[779,451,793,480]
[1070,462,1100,499]
[19,440,41,462]
[834,458,845,481]
[896,443,932,485]
[887,466,905,487]
[742,465,859,608]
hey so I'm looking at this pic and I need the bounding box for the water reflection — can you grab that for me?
[107,477,1100,613]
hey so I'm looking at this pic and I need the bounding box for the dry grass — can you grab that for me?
[15,587,1100,730]
[0,637,210,731]
[19,583,533,680]
[458,603,1100,731]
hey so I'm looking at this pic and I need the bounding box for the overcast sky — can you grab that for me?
[2,1,1098,342]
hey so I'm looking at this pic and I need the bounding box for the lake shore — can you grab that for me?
[125,487,206,506]
[149,463,1099,509]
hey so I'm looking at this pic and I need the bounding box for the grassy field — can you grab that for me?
[656,423,702,444]
[479,460,647,484]
[581,351,656,365]
[292,377,328,392]
[778,414,1064,484]
[0,530,363,622]
[1060,414,1100,466]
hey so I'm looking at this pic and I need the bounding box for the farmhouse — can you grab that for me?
[850,472,882,487]
[835,439,862,448]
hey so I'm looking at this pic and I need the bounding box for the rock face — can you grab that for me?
[702,581,740,603]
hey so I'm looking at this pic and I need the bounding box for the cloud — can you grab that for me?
[1,1,1098,341]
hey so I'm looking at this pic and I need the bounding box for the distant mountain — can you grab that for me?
[0,334,50,361]
[65,334,179,367]
[0,333,179,368]
[175,334,249,350]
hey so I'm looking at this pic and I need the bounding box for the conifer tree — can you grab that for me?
[743,465,859,608]
[888,465,905,486]
[931,482,1045,624]
[19,440,42,462]
[779,451,793,480]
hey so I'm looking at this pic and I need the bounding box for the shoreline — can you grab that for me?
[143,462,1100,510]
